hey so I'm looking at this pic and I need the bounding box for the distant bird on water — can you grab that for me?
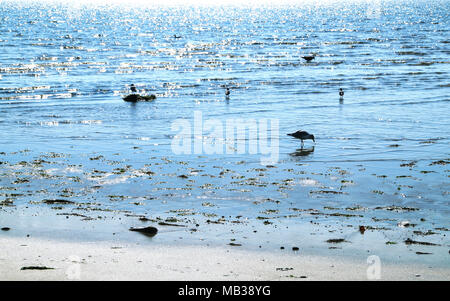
[339,88,344,97]
[130,84,137,93]
[302,56,315,62]
[287,130,315,147]
[225,87,230,96]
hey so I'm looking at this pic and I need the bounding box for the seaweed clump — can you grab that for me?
[123,94,156,102]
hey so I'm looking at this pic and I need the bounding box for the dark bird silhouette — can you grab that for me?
[302,56,315,62]
[339,88,344,97]
[287,130,315,147]
[130,84,137,93]
[225,87,230,96]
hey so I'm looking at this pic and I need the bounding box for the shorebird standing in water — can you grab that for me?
[287,130,315,148]
[130,84,137,93]
[339,88,344,103]
[225,87,230,96]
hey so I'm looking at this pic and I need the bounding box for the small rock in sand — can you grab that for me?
[359,225,366,234]
[129,226,158,237]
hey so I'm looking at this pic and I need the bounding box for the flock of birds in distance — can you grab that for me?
[122,55,344,149]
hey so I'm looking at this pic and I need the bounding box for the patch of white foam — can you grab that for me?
[64,166,83,173]
[298,178,321,187]
[80,120,102,125]
[95,174,130,185]
[40,121,59,126]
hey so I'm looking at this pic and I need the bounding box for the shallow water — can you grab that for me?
[0,1,448,159]
[0,1,449,266]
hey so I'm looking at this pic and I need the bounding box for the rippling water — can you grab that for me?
[1,1,449,160]
[0,1,449,258]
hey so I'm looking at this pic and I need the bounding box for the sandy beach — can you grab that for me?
[1,151,449,281]
[1,235,448,281]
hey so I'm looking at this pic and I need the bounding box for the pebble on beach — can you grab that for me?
[129,226,158,237]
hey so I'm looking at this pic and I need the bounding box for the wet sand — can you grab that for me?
[1,235,448,281]
[1,150,449,280]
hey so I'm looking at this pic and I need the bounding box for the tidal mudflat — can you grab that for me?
[1,148,449,278]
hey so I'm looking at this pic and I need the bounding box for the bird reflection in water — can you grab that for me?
[290,146,315,157]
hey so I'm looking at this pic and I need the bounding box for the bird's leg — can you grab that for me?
[301,140,304,149]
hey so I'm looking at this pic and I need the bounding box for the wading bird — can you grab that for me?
[287,130,315,147]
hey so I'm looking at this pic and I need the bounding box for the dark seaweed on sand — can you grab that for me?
[21,266,54,270]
